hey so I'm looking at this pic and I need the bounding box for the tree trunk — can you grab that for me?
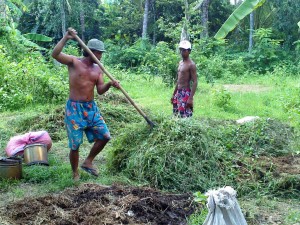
[60,0,66,36]
[249,12,254,53]
[0,0,5,22]
[142,0,149,39]
[152,0,156,44]
[181,0,189,41]
[79,0,86,42]
[200,0,211,38]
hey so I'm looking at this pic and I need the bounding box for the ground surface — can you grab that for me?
[223,84,272,92]
[0,184,197,225]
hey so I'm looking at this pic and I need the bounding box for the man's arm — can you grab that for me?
[186,63,198,108]
[171,68,179,104]
[51,29,76,65]
[96,74,120,95]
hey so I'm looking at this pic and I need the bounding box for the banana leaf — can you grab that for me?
[214,0,265,39]
[298,21,300,29]
[23,33,53,42]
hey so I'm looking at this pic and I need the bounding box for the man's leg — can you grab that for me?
[82,139,109,168]
[69,149,80,180]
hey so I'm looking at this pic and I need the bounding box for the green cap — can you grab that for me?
[87,39,106,52]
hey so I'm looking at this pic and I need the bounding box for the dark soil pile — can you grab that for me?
[2,184,198,225]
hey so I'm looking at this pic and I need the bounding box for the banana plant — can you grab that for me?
[214,0,266,39]
[23,33,53,42]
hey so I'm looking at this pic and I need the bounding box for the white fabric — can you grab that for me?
[203,186,247,225]
[236,116,259,124]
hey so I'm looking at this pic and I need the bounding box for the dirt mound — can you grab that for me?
[1,184,198,225]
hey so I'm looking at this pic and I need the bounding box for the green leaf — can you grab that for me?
[214,0,266,39]
[23,33,53,42]
[298,21,300,29]
[193,191,207,203]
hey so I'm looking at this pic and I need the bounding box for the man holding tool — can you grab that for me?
[171,40,198,118]
[52,28,120,181]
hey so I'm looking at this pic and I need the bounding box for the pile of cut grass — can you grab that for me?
[4,92,142,142]
[107,116,298,196]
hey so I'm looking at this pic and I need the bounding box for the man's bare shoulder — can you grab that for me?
[189,59,196,65]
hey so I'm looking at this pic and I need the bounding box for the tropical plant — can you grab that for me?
[214,0,266,39]
[246,28,282,73]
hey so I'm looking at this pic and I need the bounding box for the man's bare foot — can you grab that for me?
[73,172,80,181]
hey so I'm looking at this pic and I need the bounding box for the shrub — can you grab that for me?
[142,41,179,86]
[0,45,68,111]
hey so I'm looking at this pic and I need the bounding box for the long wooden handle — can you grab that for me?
[68,28,154,127]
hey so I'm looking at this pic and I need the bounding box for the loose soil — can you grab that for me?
[0,184,198,225]
[223,84,271,93]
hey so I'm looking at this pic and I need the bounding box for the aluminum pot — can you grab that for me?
[0,157,22,179]
[24,143,49,166]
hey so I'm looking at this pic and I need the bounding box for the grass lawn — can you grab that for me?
[0,72,299,224]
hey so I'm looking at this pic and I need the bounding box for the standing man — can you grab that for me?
[52,28,120,181]
[171,40,198,118]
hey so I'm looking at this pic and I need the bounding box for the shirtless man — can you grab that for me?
[171,40,198,118]
[52,28,120,181]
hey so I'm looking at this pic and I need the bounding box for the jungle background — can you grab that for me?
[0,0,299,224]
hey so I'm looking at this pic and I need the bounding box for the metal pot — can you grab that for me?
[0,157,23,179]
[24,143,49,166]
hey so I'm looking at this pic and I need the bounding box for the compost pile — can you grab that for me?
[2,183,197,225]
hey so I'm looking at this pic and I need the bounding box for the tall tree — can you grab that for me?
[249,11,254,52]
[0,0,5,21]
[200,0,211,38]
[60,0,67,36]
[79,0,85,42]
[181,0,190,41]
[142,0,149,39]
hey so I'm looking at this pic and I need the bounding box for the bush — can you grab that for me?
[0,45,68,111]
[142,41,179,86]
[104,38,152,70]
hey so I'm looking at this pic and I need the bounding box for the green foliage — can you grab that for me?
[271,0,300,48]
[280,87,300,127]
[214,0,266,39]
[5,92,142,141]
[212,87,233,110]
[285,209,300,224]
[193,38,227,58]
[107,116,297,195]
[105,40,179,86]
[188,208,208,225]
[104,38,151,69]
[120,39,152,69]
[0,45,68,111]
[223,119,295,156]
[193,192,207,204]
[107,118,229,193]
[142,41,179,86]
[0,178,20,192]
[23,33,53,42]
[246,28,282,73]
